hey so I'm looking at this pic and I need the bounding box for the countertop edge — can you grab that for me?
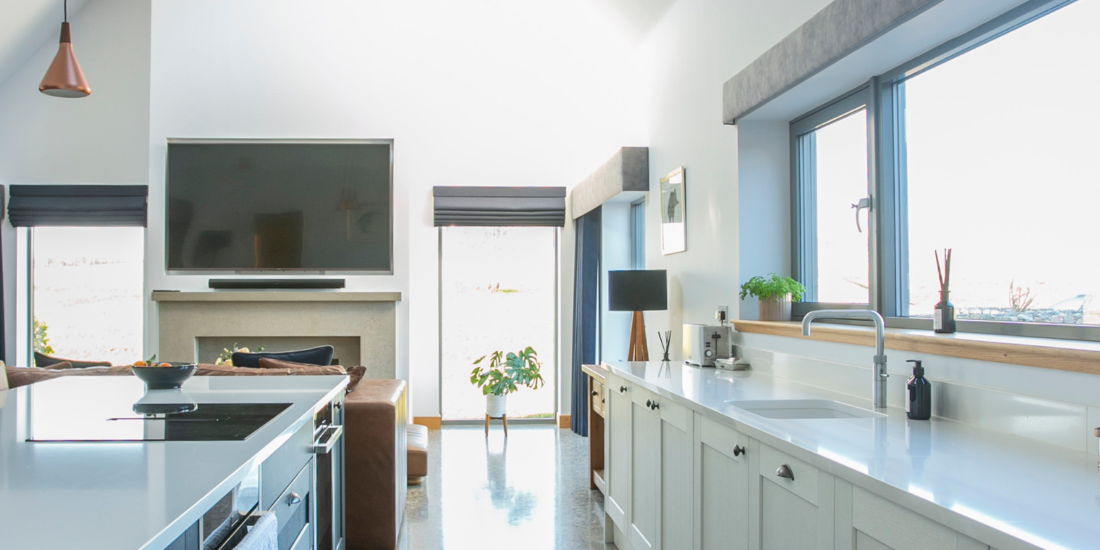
[137,376,349,550]
[603,362,1045,550]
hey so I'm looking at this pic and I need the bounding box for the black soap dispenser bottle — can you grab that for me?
[906,360,932,420]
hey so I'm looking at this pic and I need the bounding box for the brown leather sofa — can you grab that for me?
[4,364,409,550]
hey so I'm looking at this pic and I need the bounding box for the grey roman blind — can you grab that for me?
[8,185,149,227]
[433,187,566,227]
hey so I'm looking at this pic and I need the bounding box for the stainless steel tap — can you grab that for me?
[801,310,888,409]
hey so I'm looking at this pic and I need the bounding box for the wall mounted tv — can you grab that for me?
[166,140,392,272]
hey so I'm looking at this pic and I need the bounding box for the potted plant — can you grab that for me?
[739,274,806,322]
[470,347,545,418]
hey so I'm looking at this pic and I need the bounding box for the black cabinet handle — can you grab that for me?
[733,445,746,457]
[620,386,627,393]
[592,390,599,396]
[776,464,795,480]
[646,399,652,408]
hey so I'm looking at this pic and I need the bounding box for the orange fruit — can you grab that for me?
[134,361,147,367]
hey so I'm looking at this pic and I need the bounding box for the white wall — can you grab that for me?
[639,0,831,357]
[147,0,648,418]
[0,0,152,365]
[600,201,632,363]
[737,121,791,319]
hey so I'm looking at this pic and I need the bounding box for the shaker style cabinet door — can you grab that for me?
[630,385,661,550]
[658,397,693,550]
[748,440,835,550]
[835,482,990,550]
[696,415,749,550]
[606,374,633,530]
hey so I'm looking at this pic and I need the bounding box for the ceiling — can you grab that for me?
[590,0,679,44]
[0,0,672,90]
[0,0,90,87]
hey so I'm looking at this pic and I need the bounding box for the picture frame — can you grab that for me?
[660,167,686,255]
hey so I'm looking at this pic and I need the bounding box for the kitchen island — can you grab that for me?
[603,360,1099,550]
[0,374,347,550]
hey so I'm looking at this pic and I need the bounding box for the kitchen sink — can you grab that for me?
[726,399,885,420]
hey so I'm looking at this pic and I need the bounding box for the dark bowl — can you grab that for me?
[132,363,196,390]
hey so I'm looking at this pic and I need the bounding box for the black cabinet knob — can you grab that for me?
[620,386,627,393]
[592,390,599,396]
[652,402,660,410]
[646,399,652,408]
[733,445,746,457]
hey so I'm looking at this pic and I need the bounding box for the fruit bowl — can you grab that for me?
[132,362,196,390]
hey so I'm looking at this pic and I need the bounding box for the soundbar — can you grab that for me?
[208,279,346,290]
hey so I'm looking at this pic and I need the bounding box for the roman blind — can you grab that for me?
[433,186,566,227]
[8,185,149,227]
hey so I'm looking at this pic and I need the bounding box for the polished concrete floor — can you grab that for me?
[397,424,611,550]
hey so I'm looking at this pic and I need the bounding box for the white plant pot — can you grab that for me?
[758,294,793,322]
[486,394,508,418]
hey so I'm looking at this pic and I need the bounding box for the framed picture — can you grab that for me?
[660,167,686,255]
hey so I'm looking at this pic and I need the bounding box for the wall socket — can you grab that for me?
[716,305,729,325]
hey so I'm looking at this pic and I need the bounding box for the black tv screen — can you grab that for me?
[166,140,392,271]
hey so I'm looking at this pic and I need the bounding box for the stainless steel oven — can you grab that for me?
[312,392,346,550]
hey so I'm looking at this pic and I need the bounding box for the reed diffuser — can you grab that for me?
[934,249,956,334]
[657,330,672,362]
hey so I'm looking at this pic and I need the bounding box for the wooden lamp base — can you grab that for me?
[628,310,649,361]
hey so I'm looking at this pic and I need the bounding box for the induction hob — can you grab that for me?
[27,401,292,442]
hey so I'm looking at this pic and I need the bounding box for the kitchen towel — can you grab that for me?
[235,512,278,550]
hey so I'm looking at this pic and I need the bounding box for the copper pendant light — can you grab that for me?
[39,0,91,98]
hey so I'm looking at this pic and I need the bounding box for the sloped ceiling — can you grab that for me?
[0,0,91,87]
[590,0,679,44]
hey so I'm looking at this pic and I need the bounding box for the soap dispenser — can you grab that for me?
[906,360,932,420]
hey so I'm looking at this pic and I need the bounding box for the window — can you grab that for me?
[792,93,871,304]
[793,0,1100,339]
[30,227,145,365]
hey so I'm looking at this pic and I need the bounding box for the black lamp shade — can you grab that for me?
[609,270,667,311]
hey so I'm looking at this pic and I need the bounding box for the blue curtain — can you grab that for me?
[571,207,601,436]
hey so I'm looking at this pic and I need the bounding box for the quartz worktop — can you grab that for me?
[0,374,347,550]
[605,360,1098,550]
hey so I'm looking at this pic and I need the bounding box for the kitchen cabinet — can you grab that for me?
[630,384,661,550]
[747,441,835,550]
[836,483,989,550]
[658,397,694,550]
[696,415,749,550]
[606,374,633,528]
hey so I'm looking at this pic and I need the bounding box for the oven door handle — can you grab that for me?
[311,425,344,454]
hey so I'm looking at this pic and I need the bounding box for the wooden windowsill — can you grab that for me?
[732,320,1100,376]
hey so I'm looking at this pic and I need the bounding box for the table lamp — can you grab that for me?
[609,270,668,361]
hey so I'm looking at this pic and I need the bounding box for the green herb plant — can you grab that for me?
[470,347,545,397]
[739,274,807,302]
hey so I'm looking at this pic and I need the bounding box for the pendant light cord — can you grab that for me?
[64,0,68,22]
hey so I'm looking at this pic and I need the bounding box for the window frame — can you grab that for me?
[791,0,1098,341]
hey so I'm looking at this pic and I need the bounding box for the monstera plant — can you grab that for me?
[470,347,545,418]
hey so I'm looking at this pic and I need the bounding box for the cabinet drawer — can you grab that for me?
[261,420,314,510]
[759,443,818,506]
[700,416,742,461]
[270,461,311,529]
[659,397,690,433]
[591,378,605,417]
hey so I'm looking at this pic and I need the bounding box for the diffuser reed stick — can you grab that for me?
[657,330,672,362]
[934,248,955,333]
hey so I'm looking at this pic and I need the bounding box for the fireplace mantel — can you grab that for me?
[152,291,402,302]
[154,290,398,377]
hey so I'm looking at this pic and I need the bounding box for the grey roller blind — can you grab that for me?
[8,185,149,227]
[433,187,566,227]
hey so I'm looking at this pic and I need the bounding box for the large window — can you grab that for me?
[31,227,145,365]
[793,0,1100,339]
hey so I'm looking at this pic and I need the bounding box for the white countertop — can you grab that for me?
[0,374,347,550]
[605,361,1098,550]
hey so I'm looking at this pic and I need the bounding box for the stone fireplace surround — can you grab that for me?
[152,291,400,379]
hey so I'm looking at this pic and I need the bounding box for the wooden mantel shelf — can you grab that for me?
[151,291,402,302]
[732,320,1100,376]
